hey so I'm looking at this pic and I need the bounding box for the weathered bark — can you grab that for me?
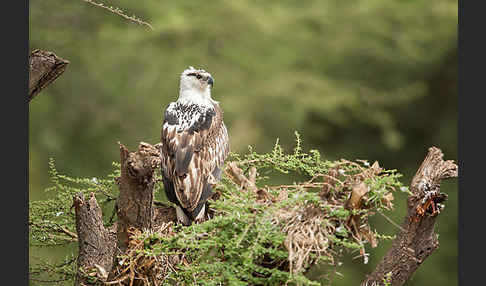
[361,147,458,286]
[74,142,176,285]
[28,49,69,102]
[116,142,176,251]
[74,193,117,286]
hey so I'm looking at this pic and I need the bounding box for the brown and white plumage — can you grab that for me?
[160,67,229,225]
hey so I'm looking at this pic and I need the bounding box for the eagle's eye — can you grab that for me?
[196,74,202,79]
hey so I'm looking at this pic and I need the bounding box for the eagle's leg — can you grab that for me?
[175,205,191,226]
[193,204,206,224]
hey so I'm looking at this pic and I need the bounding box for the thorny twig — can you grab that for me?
[81,0,154,30]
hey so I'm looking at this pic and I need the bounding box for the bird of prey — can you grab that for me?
[160,67,229,225]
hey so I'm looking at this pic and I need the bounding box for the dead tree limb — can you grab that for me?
[28,49,69,102]
[361,147,458,286]
[74,192,117,285]
[115,142,175,251]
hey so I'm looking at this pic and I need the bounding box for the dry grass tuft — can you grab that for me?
[110,223,179,286]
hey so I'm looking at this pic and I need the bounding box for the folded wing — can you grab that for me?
[161,103,229,216]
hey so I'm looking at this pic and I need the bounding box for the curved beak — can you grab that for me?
[207,76,214,87]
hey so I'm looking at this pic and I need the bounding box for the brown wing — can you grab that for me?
[161,104,229,212]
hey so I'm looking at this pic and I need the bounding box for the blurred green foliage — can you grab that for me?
[29,0,457,285]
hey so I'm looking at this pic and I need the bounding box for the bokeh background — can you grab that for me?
[29,0,457,285]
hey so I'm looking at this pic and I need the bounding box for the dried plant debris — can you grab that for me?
[109,225,179,286]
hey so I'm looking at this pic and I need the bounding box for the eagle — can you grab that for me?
[160,67,229,225]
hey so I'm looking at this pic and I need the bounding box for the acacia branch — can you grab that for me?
[81,0,154,30]
[361,147,458,286]
[71,143,456,285]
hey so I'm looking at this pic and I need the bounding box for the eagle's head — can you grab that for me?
[180,66,214,94]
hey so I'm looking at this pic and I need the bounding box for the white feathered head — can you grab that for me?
[180,66,214,93]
